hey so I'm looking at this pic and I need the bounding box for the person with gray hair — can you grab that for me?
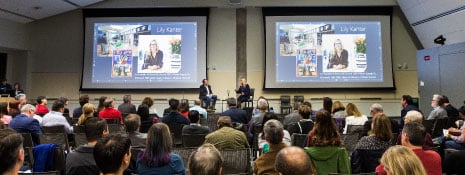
[426,94,448,120]
[9,104,42,145]
[275,146,315,175]
[190,99,208,120]
[253,119,287,175]
[397,110,433,149]
[16,93,27,106]
[124,114,147,147]
[364,103,400,136]
[99,98,122,123]
[221,97,247,124]
[118,95,136,119]
[188,143,223,175]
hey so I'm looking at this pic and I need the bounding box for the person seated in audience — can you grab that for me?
[400,95,421,131]
[9,104,41,145]
[73,94,90,119]
[137,123,186,175]
[188,143,223,175]
[380,145,426,175]
[182,110,210,135]
[118,95,136,119]
[254,119,288,175]
[42,100,73,134]
[376,122,441,175]
[437,105,465,150]
[303,101,318,119]
[35,96,49,116]
[258,112,291,149]
[137,104,154,133]
[141,97,158,117]
[125,114,147,147]
[322,97,333,112]
[396,110,433,149]
[0,128,24,175]
[248,98,269,139]
[190,99,208,120]
[179,99,190,118]
[205,116,249,150]
[0,102,12,125]
[221,97,247,124]
[441,95,460,128]
[66,118,109,175]
[163,98,177,117]
[77,103,95,126]
[58,96,70,119]
[363,103,399,136]
[8,100,21,117]
[162,98,189,126]
[331,101,346,118]
[98,98,122,123]
[426,94,448,120]
[344,103,368,134]
[283,101,302,128]
[275,146,315,175]
[306,110,341,147]
[16,93,27,107]
[444,149,465,174]
[94,134,131,175]
[351,113,392,173]
[12,82,24,97]
[287,105,314,135]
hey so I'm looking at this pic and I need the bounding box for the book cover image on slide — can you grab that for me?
[112,50,133,78]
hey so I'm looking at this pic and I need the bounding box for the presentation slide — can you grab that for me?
[82,16,207,90]
[265,15,393,89]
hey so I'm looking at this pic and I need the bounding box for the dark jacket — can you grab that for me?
[9,114,42,145]
[66,145,99,175]
[221,107,248,124]
[162,112,189,125]
[351,149,386,173]
[199,85,213,99]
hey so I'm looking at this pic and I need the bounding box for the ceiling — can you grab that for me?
[0,0,104,23]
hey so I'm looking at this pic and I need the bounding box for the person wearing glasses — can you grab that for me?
[8,104,42,145]
[142,39,164,70]
[328,39,348,70]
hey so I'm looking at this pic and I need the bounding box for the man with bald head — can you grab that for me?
[188,143,223,175]
[275,146,315,175]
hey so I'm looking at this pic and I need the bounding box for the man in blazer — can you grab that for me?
[199,79,217,110]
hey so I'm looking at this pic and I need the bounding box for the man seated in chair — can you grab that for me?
[199,79,217,110]
[188,143,223,175]
[42,100,73,134]
[190,99,208,120]
[0,128,24,175]
[204,116,249,150]
[275,146,315,175]
[221,98,248,125]
[182,110,210,135]
[253,119,288,175]
[9,104,42,145]
[117,95,137,119]
[66,118,109,175]
[93,134,131,175]
[99,98,123,123]
[124,114,147,147]
[162,98,189,126]
[286,105,314,135]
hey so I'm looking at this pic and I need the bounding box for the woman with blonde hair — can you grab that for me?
[344,103,368,134]
[77,103,95,126]
[380,145,426,175]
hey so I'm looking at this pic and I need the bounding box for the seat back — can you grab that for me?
[432,118,448,138]
[291,133,308,148]
[423,119,434,134]
[221,148,251,174]
[38,133,70,153]
[73,133,87,148]
[347,125,366,139]
[351,149,386,173]
[108,124,126,134]
[21,133,35,166]
[280,95,292,114]
[33,144,66,173]
[294,95,305,104]
[73,125,86,133]
[342,133,360,154]
[105,118,120,124]
[182,134,207,148]
[168,124,185,147]
[333,118,346,134]
[172,147,198,169]
[42,125,66,134]
[205,114,220,131]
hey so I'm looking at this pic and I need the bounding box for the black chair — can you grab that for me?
[245,88,255,108]
[423,119,434,134]
[280,95,292,114]
[205,114,220,131]
[42,125,66,133]
[73,125,86,133]
[172,147,198,169]
[294,95,305,105]
[108,124,126,134]
[168,124,185,147]
[432,118,448,138]
[347,125,366,139]
[221,148,251,174]
[182,134,207,148]
[351,149,385,173]
[291,133,308,148]
[38,133,70,153]
[21,133,35,167]
[73,133,87,148]
[342,133,360,154]
[105,118,120,124]
[32,144,66,173]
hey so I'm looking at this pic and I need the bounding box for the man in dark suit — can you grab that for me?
[199,79,217,110]
[9,104,42,145]
[182,110,210,134]
[221,98,248,124]
[117,95,137,119]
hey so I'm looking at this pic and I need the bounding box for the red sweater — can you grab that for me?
[36,104,49,115]
[99,107,122,122]
[376,148,442,175]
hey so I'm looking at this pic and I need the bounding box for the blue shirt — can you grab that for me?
[137,153,186,175]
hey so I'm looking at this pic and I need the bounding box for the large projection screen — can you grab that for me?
[81,8,208,90]
[264,7,394,89]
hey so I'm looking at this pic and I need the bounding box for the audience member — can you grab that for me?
[182,110,210,134]
[125,114,147,147]
[137,123,186,175]
[66,118,109,175]
[94,134,131,175]
[426,94,448,120]
[306,110,341,147]
[199,79,218,110]
[331,101,346,118]
[221,97,247,124]
[441,105,465,150]
[42,100,73,134]
[282,101,302,128]
[141,97,158,116]
[73,94,90,119]
[287,105,314,135]
[0,78,12,93]
[190,99,208,120]
[302,101,317,119]
[77,103,95,126]
[205,116,249,150]
[188,143,223,175]
[248,98,269,139]
[376,122,441,175]
[364,103,399,135]
[118,95,136,119]
[35,96,49,116]
[0,128,24,175]
[13,82,24,97]
[258,112,291,149]
[235,77,251,109]
[441,95,460,127]
[0,102,12,125]
[322,97,333,112]
[162,98,189,126]
[137,104,153,133]
[99,98,122,123]
[380,145,426,175]
[396,110,433,149]
[344,103,368,134]
[16,93,27,107]
[275,146,315,175]
[400,95,421,131]
[163,98,177,117]
[9,104,41,145]
[8,100,21,117]
[179,99,190,117]
[58,96,71,119]
[96,96,107,116]
[254,119,288,175]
